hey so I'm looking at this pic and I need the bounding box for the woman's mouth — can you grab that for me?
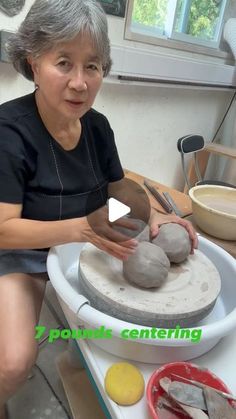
[66,100,84,106]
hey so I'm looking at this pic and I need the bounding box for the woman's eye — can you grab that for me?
[87,64,99,71]
[57,60,71,69]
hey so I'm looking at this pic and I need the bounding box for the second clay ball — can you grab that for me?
[152,223,191,263]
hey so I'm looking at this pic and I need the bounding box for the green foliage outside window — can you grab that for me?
[133,0,222,39]
[133,0,168,29]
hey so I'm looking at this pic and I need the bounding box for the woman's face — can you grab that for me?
[30,33,103,123]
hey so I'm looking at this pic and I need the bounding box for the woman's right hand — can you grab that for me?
[79,206,139,261]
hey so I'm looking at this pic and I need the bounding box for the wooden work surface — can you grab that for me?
[124,169,192,217]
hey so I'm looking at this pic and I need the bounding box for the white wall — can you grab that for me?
[0,2,233,190]
[0,0,35,101]
[96,82,231,189]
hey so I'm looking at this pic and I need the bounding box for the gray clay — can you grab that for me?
[152,223,191,263]
[113,218,150,242]
[123,241,170,288]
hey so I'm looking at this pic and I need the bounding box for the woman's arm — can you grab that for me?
[0,202,138,260]
[0,202,76,248]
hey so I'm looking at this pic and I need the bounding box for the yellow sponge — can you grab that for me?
[104,362,145,405]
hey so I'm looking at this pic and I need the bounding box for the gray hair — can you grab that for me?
[6,0,112,80]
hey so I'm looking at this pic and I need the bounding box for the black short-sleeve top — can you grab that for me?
[0,92,124,221]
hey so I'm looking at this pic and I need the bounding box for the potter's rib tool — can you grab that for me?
[168,380,207,410]
[159,377,209,418]
[204,387,236,418]
[143,180,172,213]
[157,395,190,416]
[171,374,236,402]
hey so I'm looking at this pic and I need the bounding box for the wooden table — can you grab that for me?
[124,169,192,217]
[124,169,236,258]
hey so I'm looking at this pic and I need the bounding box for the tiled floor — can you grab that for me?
[8,282,73,419]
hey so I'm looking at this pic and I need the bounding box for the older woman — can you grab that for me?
[0,0,197,417]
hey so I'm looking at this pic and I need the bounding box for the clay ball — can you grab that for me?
[123,241,170,288]
[113,218,150,242]
[152,223,191,263]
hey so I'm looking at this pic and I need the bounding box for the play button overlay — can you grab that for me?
[86,177,151,242]
[108,198,131,222]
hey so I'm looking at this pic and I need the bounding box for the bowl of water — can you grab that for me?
[189,185,236,240]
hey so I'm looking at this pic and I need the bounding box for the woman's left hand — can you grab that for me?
[149,209,198,254]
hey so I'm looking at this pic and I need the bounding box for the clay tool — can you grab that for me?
[171,373,236,402]
[157,395,191,417]
[168,381,207,410]
[143,179,173,213]
[160,377,209,419]
[162,191,183,217]
[204,386,236,418]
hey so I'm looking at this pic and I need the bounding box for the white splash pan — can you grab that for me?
[47,236,236,363]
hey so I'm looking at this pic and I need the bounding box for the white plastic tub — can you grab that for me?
[47,237,236,363]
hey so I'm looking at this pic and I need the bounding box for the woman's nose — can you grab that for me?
[68,70,87,91]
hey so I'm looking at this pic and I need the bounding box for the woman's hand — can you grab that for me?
[80,206,139,261]
[149,209,198,253]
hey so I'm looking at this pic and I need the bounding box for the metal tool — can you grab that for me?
[168,380,207,410]
[204,386,236,418]
[159,377,209,419]
[171,374,236,402]
[162,191,183,217]
[157,395,190,417]
[143,179,172,213]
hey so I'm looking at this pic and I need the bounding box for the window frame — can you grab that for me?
[124,0,230,59]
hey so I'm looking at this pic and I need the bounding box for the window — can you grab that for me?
[125,0,229,55]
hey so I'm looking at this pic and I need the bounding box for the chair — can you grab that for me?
[177,134,236,192]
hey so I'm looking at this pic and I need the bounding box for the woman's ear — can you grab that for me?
[27,55,39,81]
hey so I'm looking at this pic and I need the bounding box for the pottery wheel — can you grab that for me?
[79,244,221,328]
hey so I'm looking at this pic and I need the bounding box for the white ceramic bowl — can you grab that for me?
[189,185,236,240]
[47,239,236,364]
